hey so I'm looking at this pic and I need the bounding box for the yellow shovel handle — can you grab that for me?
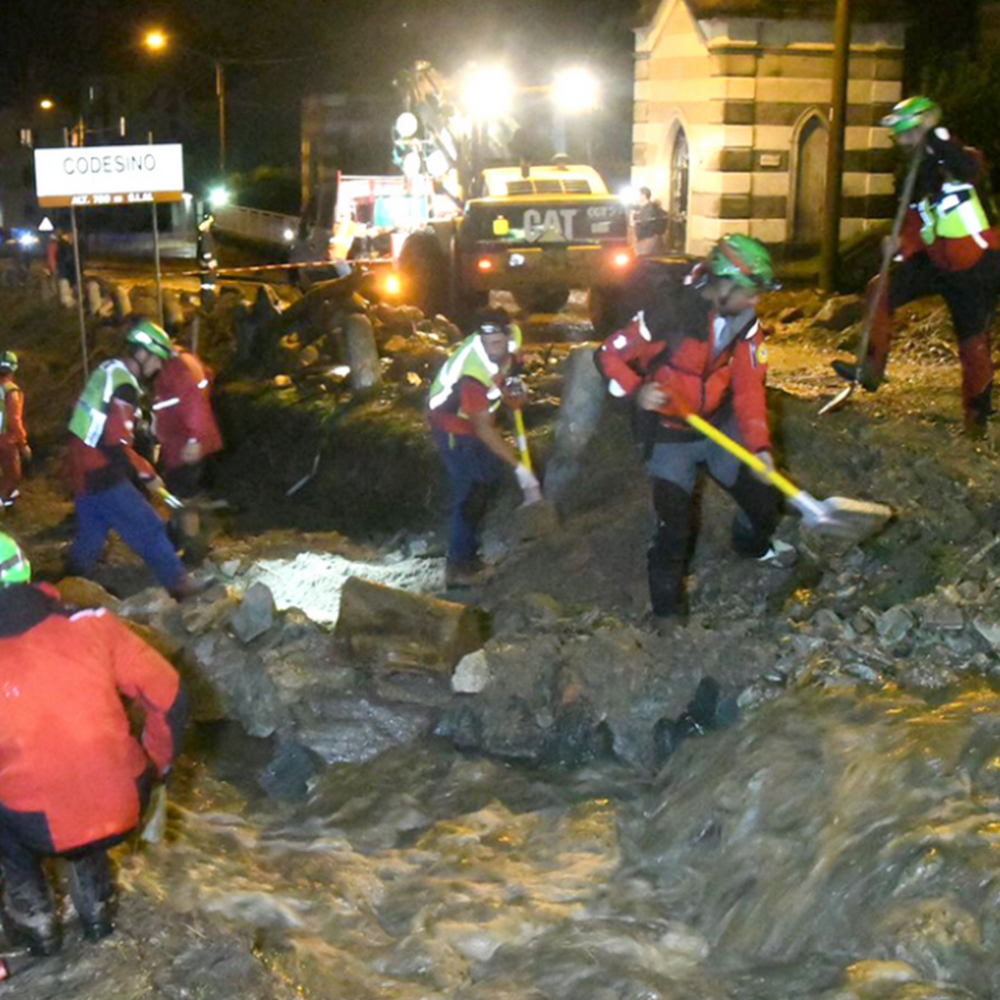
[513,409,533,474]
[685,413,800,501]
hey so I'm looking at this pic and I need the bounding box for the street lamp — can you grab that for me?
[462,66,513,121]
[39,98,55,111]
[143,29,227,174]
[553,68,599,114]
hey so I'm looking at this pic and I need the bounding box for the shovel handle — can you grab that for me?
[513,409,533,474]
[684,413,801,501]
[854,143,926,370]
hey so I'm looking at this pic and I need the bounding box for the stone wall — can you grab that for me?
[633,0,905,256]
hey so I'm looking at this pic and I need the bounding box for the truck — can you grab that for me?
[328,62,635,331]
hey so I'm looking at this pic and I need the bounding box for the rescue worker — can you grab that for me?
[0,532,186,954]
[831,96,1000,435]
[632,186,668,257]
[596,234,786,625]
[428,309,541,587]
[151,333,223,565]
[0,351,29,508]
[66,320,204,599]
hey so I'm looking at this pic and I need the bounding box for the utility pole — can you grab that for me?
[215,58,226,174]
[820,0,852,292]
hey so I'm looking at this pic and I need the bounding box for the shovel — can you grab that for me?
[819,143,925,416]
[513,408,544,506]
[677,403,892,542]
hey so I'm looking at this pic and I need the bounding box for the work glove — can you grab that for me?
[180,438,203,465]
[514,463,543,505]
[504,376,528,410]
[637,382,670,412]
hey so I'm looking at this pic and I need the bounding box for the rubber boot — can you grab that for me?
[959,333,994,437]
[647,549,688,629]
[831,359,882,392]
[0,869,60,957]
[67,851,115,942]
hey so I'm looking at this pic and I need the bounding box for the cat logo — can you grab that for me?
[523,208,579,242]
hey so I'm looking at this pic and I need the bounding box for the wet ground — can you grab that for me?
[6,283,1000,997]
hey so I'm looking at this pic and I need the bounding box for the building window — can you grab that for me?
[19,128,33,148]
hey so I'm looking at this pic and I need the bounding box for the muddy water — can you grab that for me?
[109,682,1000,998]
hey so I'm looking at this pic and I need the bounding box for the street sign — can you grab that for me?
[33,144,184,208]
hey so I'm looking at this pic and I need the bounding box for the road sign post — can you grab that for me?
[34,143,185,379]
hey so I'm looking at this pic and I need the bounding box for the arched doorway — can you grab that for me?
[792,113,829,248]
[667,127,689,252]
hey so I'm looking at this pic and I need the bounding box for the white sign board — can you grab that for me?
[34,144,185,208]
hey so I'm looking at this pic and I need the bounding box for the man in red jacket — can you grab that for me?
[0,351,29,508]
[831,96,1000,435]
[596,235,786,624]
[151,342,223,564]
[0,532,186,955]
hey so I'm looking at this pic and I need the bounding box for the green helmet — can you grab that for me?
[0,532,31,587]
[0,351,17,372]
[882,96,941,136]
[706,234,779,291]
[126,320,174,361]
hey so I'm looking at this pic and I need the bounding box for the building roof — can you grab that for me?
[641,0,909,24]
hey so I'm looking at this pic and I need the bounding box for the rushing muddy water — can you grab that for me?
[99,680,1000,999]
[14,679,1000,999]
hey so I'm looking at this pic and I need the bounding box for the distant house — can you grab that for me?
[633,0,908,258]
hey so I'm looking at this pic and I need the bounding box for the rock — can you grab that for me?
[452,649,491,694]
[542,346,605,504]
[123,619,183,659]
[294,696,436,764]
[181,592,240,636]
[777,305,805,324]
[257,740,323,799]
[813,294,864,331]
[335,577,488,676]
[119,586,177,623]
[920,601,964,631]
[973,616,1000,650]
[513,498,561,541]
[183,631,289,734]
[110,284,132,321]
[876,606,915,645]
[219,559,242,578]
[229,582,276,644]
[162,290,185,331]
[342,314,382,394]
[56,576,121,612]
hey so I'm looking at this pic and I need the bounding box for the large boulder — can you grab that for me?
[335,577,488,676]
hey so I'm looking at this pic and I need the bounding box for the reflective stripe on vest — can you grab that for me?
[428,334,502,415]
[918,182,991,247]
[0,384,5,436]
[68,360,139,447]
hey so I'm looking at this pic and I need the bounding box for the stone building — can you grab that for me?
[632,0,908,257]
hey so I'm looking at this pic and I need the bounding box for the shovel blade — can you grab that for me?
[818,382,855,416]
[801,496,893,542]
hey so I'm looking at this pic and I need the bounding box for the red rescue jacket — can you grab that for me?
[66,364,156,496]
[596,287,771,454]
[899,129,1000,272]
[152,351,223,472]
[0,584,186,853]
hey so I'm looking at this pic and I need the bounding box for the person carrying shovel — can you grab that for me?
[596,235,790,626]
[429,308,541,588]
[830,96,1000,436]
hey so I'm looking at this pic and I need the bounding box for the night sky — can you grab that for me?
[1,0,639,177]
[0,0,982,179]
